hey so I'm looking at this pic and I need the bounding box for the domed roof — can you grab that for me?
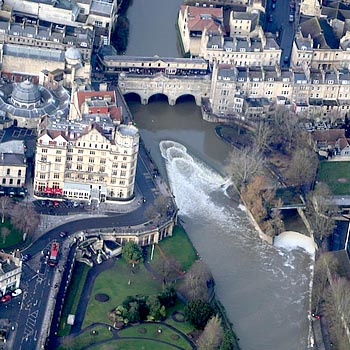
[11,80,41,105]
[65,47,82,61]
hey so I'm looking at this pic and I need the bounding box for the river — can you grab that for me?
[123,2,313,349]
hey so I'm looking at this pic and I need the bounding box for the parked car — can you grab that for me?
[268,14,273,22]
[11,289,22,297]
[21,254,31,262]
[53,201,60,207]
[289,14,294,22]
[1,294,11,303]
[271,2,276,9]
[59,231,67,238]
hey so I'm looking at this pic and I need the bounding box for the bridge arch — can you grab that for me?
[124,92,142,104]
[148,93,169,104]
[175,94,196,105]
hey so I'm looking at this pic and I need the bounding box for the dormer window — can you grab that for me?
[240,48,246,52]
[328,80,334,85]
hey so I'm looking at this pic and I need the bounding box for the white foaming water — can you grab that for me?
[160,140,313,350]
[274,231,317,257]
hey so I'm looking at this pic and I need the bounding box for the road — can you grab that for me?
[265,0,297,67]
[6,131,173,349]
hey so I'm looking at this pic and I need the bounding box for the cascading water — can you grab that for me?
[160,140,314,350]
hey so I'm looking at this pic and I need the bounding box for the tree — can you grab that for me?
[146,295,166,321]
[220,330,235,350]
[185,300,215,329]
[126,301,140,323]
[288,147,318,188]
[225,146,265,191]
[254,121,272,153]
[197,315,223,350]
[0,226,10,244]
[306,183,337,245]
[112,15,129,53]
[10,202,40,239]
[159,284,177,307]
[312,253,338,314]
[0,196,13,224]
[122,241,143,266]
[182,260,212,301]
[152,254,181,286]
[323,277,350,350]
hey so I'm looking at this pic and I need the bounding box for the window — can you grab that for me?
[89,157,94,163]
[90,151,95,155]
[2,179,5,184]
[17,179,20,185]
[55,157,61,162]
[9,179,13,185]
[99,166,105,173]
[18,170,21,176]
[94,20,103,27]
[77,164,82,170]
[100,158,106,164]
[56,150,62,154]
[6,169,10,175]
[54,173,59,179]
[121,170,126,177]
[78,149,84,154]
[67,156,72,161]
[42,149,48,153]
[77,156,83,162]
[88,166,94,172]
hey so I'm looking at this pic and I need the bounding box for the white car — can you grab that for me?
[11,288,22,297]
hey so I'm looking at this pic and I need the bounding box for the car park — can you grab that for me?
[1,294,11,303]
[11,289,22,297]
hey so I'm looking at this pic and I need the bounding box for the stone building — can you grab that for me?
[0,79,70,128]
[0,250,21,296]
[33,89,139,203]
[0,140,26,190]
[178,5,225,56]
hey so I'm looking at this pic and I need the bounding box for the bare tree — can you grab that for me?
[323,277,350,350]
[225,146,265,191]
[197,315,223,350]
[0,196,13,223]
[312,253,338,314]
[11,202,40,239]
[288,146,318,188]
[182,260,212,301]
[254,121,272,153]
[152,253,181,286]
[306,183,337,245]
[0,226,10,244]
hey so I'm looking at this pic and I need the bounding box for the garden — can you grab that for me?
[57,226,239,350]
[317,161,350,195]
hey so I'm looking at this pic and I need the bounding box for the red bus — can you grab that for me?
[48,241,59,266]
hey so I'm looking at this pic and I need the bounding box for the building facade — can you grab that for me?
[0,251,21,296]
[33,90,139,203]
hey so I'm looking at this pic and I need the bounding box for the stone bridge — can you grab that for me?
[97,53,212,106]
[118,72,211,106]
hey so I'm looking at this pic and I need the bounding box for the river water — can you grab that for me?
[124,2,313,349]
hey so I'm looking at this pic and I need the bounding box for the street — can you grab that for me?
[265,0,298,66]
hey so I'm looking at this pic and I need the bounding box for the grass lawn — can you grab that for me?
[119,323,193,350]
[58,325,113,350]
[147,225,197,272]
[88,339,184,350]
[0,219,23,249]
[58,262,90,336]
[83,258,161,328]
[318,161,350,195]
